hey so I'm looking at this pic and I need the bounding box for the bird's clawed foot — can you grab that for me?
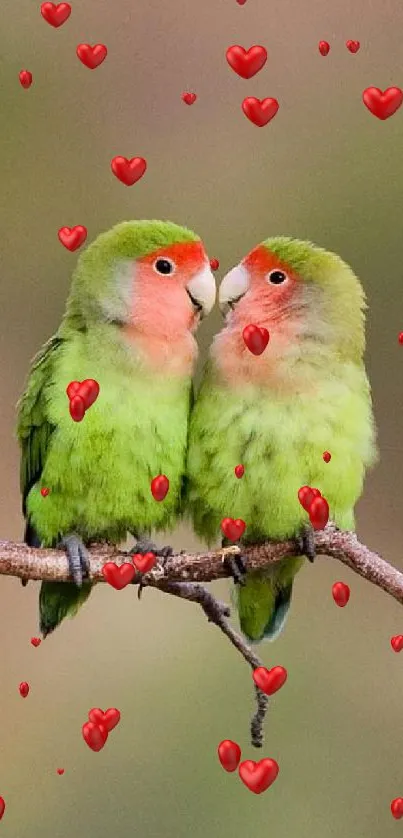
[59,533,90,586]
[131,538,173,564]
[299,523,316,564]
[221,545,248,586]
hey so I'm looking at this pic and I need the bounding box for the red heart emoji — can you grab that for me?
[57,768,65,775]
[346,40,360,53]
[182,92,197,105]
[151,474,170,501]
[69,394,86,422]
[31,636,41,647]
[88,707,121,732]
[318,40,330,56]
[66,380,80,399]
[76,44,108,70]
[236,0,247,4]
[19,70,33,89]
[332,581,350,607]
[132,552,156,574]
[210,258,219,271]
[226,45,267,79]
[362,87,403,120]
[218,740,241,772]
[297,486,321,511]
[82,721,108,752]
[253,666,287,696]
[77,379,100,409]
[391,635,403,652]
[309,496,329,530]
[102,562,136,590]
[242,97,279,127]
[238,758,279,794]
[58,226,87,251]
[322,451,331,463]
[0,797,5,820]
[41,2,71,27]
[40,487,50,497]
[221,517,246,542]
[19,681,30,698]
[391,799,403,819]
[111,156,147,186]
[234,464,244,479]
[242,324,270,355]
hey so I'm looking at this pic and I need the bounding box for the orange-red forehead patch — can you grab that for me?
[243,244,298,280]
[139,240,207,271]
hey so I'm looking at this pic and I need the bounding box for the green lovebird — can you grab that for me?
[186,237,378,643]
[17,219,216,636]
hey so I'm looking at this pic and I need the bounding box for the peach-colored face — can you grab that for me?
[240,245,300,322]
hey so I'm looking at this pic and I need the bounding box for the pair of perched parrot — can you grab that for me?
[16,220,377,642]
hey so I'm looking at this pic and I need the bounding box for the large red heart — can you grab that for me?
[221,517,246,542]
[88,707,121,732]
[238,758,279,794]
[58,226,87,251]
[242,324,270,355]
[102,562,136,590]
[218,740,241,772]
[309,496,329,530]
[362,87,403,120]
[226,45,267,79]
[253,666,287,696]
[132,552,156,574]
[76,44,108,70]
[242,97,279,127]
[111,156,147,186]
[82,721,108,752]
[40,2,71,27]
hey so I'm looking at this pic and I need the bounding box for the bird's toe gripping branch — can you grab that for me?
[60,533,90,586]
[220,544,248,586]
[298,522,316,564]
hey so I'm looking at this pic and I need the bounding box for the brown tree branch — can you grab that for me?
[0,522,400,749]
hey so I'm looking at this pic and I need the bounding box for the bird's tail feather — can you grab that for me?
[235,556,304,644]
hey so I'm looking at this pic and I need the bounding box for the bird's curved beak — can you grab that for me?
[219,264,249,316]
[186,264,217,319]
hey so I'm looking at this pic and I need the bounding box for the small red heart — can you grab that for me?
[252,666,287,696]
[151,474,170,501]
[332,581,350,607]
[210,258,219,271]
[242,324,270,355]
[309,496,329,530]
[242,97,279,127]
[102,562,136,590]
[19,70,33,89]
[398,332,403,345]
[234,464,244,479]
[40,487,50,497]
[111,156,147,186]
[346,40,360,53]
[132,552,156,574]
[30,637,41,647]
[298,486,321,512]
[0,797,5,820]
[318,41,330,56]
[57,768,65,775]
[82,721,108,752]
[236,0,247,4]
[182,92,197,105]
[226,45,267,79]
[77,379,100,409]
[391,635,403,652]
[77,44,108,70]
[238,758,279,794]
[41,2,71,27]
[362,87,403,120]
[322,451,331,463]
[88,707,121,732]
[391,798,403,819]
[221,517,246,542]
[69,394,86,422]
[19,681,30,698]
[218,740,241,772]
[58,226,87,251]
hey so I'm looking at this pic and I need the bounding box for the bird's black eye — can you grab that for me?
[153,258,176,276]
[267,270,288,285]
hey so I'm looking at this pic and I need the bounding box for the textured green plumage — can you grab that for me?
[16,220,202,635]
[186,237,377,642]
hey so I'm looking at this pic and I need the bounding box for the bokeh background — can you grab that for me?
[1,0,403,835]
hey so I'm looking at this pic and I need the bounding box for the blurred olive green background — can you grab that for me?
[1,0,403,835]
